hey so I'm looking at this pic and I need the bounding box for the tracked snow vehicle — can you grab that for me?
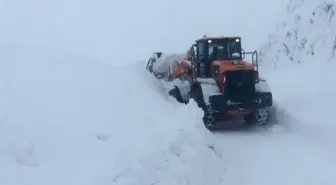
[149,35,273,130]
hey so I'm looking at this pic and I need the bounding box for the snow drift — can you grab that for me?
[0,43,229,185]
[254,1,336,183]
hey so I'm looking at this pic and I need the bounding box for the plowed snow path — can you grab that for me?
[211,126,335,185]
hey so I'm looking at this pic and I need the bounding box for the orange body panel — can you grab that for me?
[210,60,255,84]
[171,51,193,80]
[211,60,256,115]
[172,61,192,79]
[211,60,254,72]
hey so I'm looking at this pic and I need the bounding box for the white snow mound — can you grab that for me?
[0,43,225,185]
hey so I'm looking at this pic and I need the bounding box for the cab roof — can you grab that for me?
[196,36,241,42]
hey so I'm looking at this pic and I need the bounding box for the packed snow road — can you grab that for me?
[211,124,335,185]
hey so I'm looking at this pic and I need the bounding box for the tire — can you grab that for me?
[191,83,205,108]
[202,104,217,131]
[190,83,217,131]
[244,107,270,126]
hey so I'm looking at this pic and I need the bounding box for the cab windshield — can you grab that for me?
[208,38,242,61]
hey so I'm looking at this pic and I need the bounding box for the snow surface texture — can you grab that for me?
[152,53,336,184]
[257,1,336,183]
[259,0,336,71]
[0,43,231,185]
[1,1,335,185]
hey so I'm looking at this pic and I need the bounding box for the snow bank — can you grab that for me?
[259,0,336,131]
[254,1,336,183]
[267,60,335,142]
[0,44,226,185]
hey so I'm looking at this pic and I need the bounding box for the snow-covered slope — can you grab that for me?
[259,0,336,135]
[250,1,336,183]
[259,0,336,70]
[0,43,231,185]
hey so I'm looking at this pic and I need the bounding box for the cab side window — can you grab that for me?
[208,45,213,56]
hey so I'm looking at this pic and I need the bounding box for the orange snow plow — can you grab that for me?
[146,35,273,131]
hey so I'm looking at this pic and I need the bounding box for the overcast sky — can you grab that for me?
[0,0,290,65]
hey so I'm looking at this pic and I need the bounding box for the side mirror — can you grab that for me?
[232,52,241,59]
